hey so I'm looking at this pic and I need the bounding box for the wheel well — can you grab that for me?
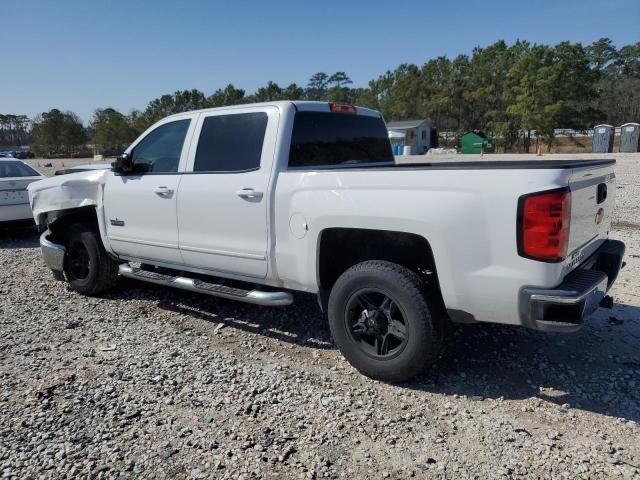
[317,228,446,312]
[48,207,99,244]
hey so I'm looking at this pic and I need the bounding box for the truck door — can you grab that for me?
[103,115,195,265]
[177,107,279,278]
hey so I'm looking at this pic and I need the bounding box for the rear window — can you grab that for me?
[288,111,393,168]
[0,161,40,178]
[194,113,268,172]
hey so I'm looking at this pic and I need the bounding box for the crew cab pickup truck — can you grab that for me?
[28,101,625,382]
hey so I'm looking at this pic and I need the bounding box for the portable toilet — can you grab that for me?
[620,123,640,153]
[461,131,493,154]
[592,124,614,153]
[388,130,406,156]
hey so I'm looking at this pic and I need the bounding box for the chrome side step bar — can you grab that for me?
[118,265,293,306]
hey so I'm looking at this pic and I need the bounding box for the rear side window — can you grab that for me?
[194,113,268,172]
[289,112,393,168]
[0,161,40,177]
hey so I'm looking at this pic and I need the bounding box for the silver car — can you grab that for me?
[0,159,44,225]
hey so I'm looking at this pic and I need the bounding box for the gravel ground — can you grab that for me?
[1,155,639,479]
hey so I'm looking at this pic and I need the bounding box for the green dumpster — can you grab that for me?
[461,131,493,154]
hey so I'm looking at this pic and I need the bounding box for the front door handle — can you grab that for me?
[236,188,263,200]
[153,186,174,198]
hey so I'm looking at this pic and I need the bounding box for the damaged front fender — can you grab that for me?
[27,169,110,226]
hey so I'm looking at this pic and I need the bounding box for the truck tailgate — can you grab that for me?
[566,162,616,266]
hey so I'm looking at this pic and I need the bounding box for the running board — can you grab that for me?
[118,265,293,306]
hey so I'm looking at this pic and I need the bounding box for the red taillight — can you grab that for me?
[518,189,571,262]
[329,102,357,114]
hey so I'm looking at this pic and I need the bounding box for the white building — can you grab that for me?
[386,119,434,155]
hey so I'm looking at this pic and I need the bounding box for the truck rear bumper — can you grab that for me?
[520,239,625,332]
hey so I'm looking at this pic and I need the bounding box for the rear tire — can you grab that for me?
[328,260,444,382]
[63,224,119,296]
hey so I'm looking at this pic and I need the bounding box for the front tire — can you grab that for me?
[63,224,119,296]
[328,260,444,382]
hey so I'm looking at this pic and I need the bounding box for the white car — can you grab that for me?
[27,101,625,382]
[0,159,44,225]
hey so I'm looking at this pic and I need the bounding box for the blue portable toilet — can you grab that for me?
[388,130,406,156]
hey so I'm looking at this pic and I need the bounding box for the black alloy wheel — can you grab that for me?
[345,289,409,359]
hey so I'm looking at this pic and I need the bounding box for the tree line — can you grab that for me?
[2,37,638,156]
[0,115,32,148]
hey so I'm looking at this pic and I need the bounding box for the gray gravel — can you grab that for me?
[1,155,639,479]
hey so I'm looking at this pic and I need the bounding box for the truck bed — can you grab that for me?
[394,158,616,170]
[291,158,616,171]
[396,151,617,167]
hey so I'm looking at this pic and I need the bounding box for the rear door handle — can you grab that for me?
[236,188,263,200]
[153,186,174,198]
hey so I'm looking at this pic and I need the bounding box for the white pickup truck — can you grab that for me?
[28,101,625,382]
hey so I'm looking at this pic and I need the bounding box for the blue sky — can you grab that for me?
[1,0,638,122]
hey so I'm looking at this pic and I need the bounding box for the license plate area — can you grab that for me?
[0,189,28,205]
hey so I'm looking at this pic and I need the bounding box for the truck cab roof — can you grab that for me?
[163,101,382,121]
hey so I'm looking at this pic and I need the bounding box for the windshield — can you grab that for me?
[0,161,40,178]
[289,111,394,168]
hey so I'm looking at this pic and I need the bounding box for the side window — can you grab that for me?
[130,119,190,173]
[194,112,267,172]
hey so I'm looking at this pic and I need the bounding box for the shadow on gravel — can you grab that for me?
[407,303,640,422]
[0,224,39,249]
[109,278,335,349]
[108,279,639,421]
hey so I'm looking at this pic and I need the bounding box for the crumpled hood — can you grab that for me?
[27,169,111,225]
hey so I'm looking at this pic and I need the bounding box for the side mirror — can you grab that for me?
[111,153,133,175]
